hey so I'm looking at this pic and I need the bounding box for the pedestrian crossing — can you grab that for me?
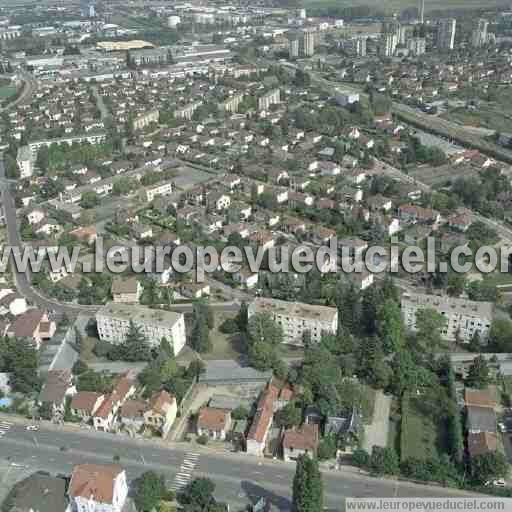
[0,421,12,438]
[170,452,200,492]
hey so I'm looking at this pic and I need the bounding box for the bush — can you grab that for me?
[219,318,239,334]
[197,434,209,445]
[231,405,249,420]
[352,448,370,468]
[370,446,399,476]
[317,434,337,461]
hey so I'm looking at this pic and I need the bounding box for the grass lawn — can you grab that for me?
[0,85,16,100]
[400,394,446,461]
[483,270,512,288]
[441,108,512,134]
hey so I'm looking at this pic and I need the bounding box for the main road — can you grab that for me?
[0,415,478,511]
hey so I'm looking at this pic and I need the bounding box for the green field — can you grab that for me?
[400,394,447,461]
[0,85,16,100]
[305,0,508,13]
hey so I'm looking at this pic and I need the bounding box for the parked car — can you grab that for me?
[26,425,39,431]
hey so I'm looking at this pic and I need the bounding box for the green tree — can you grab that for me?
[488,319,512,352]
[237,301,249,332]
[36,145,49,172]
[376,299,403,354]
[134,471,166,512]
[466,355,490,389]
[292,455,323,512]
[414,308,447,352]
[231,405,249,420]
[122,321,151,361]
[275,402,302,429]
[470,452,509,484]
[317,434,337,461]
[246,313,283,371]
[80,191,100,209]
[370,446,399,476]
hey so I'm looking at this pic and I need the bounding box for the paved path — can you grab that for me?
[363,391,391,452]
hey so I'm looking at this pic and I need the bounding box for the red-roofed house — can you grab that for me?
[68,464,128,512]
[92,373,136,432]
[282,424,319,462]
[246,383,279,456]
[197,407,232,440]
[6,309,56,349]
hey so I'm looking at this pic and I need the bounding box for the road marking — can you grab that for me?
[169,452,200,491]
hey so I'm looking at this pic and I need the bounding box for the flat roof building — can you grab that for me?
[248,297,338,346]
[401,292,494,343]
[96,302,186,355]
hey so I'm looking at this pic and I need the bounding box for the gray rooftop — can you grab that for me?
[97,302,183,327]
[466,405,497,434]
[7,474,68,512]
[199,360,272,384]
[402,292,495,319]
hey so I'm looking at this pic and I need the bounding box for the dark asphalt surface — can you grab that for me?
[0,416,479,511]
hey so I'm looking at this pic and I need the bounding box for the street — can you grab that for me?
[0,415,479,511]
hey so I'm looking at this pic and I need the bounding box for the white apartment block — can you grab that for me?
[133,109,159,131]
[248,298,338,346]
[401,292,494,343]
[140,180,175,202]
[16,145,34,178]
[96,303,186,355]
[28,133,106,159]
[258,89,280,111]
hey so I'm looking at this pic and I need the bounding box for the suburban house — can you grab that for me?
[466,406,497,435]
[197,407,232,440]
[120,399,149,432]
[6,309,56,349]
[70,391,105,421]
[92,373,136,432]
[282,424,319,462]
[246,383,279,457]
[144,390,177,437]
[111,277,142,304]
[68,464,128,512]
[38,370,76,418]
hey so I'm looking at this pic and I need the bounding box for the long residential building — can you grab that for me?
[27,133,106,159]
[248,298,338,345]
[401,292,494,343]
[96,303,186,355]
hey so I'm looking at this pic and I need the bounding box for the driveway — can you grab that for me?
[363,391,391,452]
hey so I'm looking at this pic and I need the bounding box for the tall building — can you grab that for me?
[419,0,425,24]
[289,36,299,59]
[380,19,400,57]
[471,18,489,48]
[437,18,456,50]
[300,29,315,57]
[343,37,366,57]
[80,0,96,18]
[408,37,426,56]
